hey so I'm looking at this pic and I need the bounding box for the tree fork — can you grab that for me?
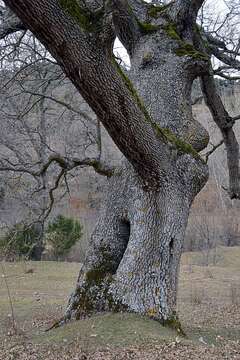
[4,0,211,328]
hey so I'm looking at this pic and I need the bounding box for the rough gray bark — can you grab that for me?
[3,0,224,325]
[66,160,206,324]
[0,7,25,39]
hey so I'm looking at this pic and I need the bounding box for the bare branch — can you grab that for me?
[203,139,224,162]
[3,0,177,185]
[201,73,240,199]
[0,154,115,178]
[233,114,240,121]
[192,95,203,106]
[209,44,240,71]
[205,33,227,50]
[213,71,240,81]
[17,87,95,124]
[41,168,65,221]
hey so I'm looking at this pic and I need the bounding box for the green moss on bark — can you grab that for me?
[85,269,109,285]
[153,124,202,160]
[59,0,103,31]
[72,270,128,317]
[112,61,203,160]
[162,22,209,61]
[174,43,208,60]
[112,59,152,124]
[142,52,153,66]
[148,4,171,18]
[71,240,130,317]
[138,21,160,33]
[163,23,181,41]
[163,313,186,336]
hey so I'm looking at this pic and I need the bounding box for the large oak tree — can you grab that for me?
[2,0,240,327]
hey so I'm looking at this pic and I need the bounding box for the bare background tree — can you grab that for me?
[0,27,122,260]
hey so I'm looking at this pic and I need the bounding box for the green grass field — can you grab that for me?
[0,247,240,359]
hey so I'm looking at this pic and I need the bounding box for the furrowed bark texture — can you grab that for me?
[66,160,207,323]
[5,0,210,323]
[0,7,25,39]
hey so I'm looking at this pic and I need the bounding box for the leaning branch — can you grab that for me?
[213,71,240,81]
[201,72,240,199]
[205,33,227,50]
[233,114,240,121]
[0,154,115,178]
[4,0,175,185]
[203,140,224,162]
[209,44,240,71]
[41,168,65,221]
[192,95,203,105]
[0,154,115,221]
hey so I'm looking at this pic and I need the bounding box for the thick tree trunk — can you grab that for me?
[66,159,207,325]
[4,0,240,330]
[5,0,210,326]
[64,6,209,324]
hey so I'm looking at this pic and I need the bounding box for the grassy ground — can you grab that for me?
[0,246,240,359]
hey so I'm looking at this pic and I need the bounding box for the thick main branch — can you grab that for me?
[171,0,205,28]
[4,0,196,188]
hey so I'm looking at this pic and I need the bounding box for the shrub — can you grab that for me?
[0,223,40,260]
[45,215,82,258]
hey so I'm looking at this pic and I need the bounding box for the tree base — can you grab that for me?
[47,306,185,338]
[59,270,186,337]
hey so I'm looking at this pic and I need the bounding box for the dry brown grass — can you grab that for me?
[0,246,240,359]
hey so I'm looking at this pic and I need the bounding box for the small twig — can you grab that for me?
[192,95,203,105]
[233,114,240,121]
[203,140,224,162]
[1,262,18,334]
